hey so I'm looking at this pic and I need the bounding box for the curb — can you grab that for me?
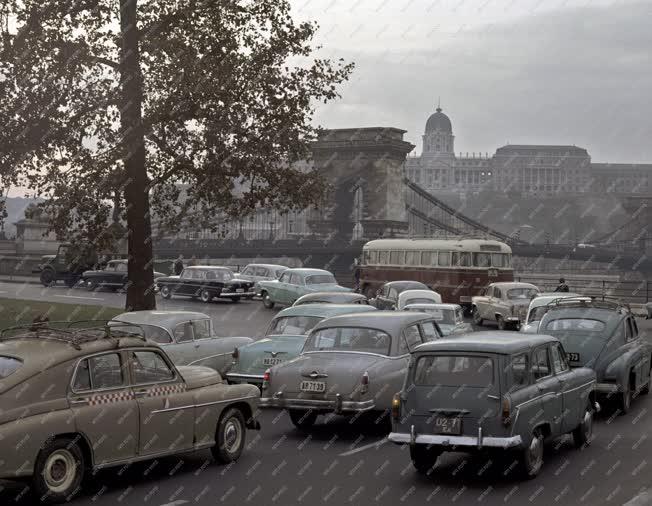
[0,277,42,285]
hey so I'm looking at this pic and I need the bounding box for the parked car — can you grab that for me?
[404,303,472,336]
[0,322,260,503]
[227,303,376,387]
[82,259,166,291]
[238,263,288,296]
[370,281,430,310]
[397,289,442,309]
[258,268,350,309]
[538,298,652,413]
[293,292,369,306]
[389,332,597,478]
[472,282,540,330]
[156,266,255,303]
[259,311,443,428]
[520,292,582,333]
[112,311,253,376]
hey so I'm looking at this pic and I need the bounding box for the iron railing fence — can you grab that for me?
[516,276,652,304]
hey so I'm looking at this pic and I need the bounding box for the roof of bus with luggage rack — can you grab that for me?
[362,238,512,253]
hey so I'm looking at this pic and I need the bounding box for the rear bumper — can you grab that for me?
[595,382,620,394]
[220,291,255,298]
[259,394,375,414]
[226,372,264,385]
[388,430,522,449]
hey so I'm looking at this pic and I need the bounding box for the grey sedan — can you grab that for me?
[259,312,443,429]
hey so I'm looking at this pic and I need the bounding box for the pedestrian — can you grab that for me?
[173,254,184,275]
[353,258,362,293]
[554,277,569,292]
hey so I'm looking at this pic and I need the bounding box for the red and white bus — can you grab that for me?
[360,238,514,307]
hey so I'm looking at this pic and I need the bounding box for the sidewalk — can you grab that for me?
[0,275,42,285]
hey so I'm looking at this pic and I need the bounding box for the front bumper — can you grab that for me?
[259,393,375,414]
[388,430,522,449]
[226,372,264,385]
[595,382,620,394]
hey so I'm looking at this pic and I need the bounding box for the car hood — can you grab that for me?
[232,335,307,374]
[177,365,223,390]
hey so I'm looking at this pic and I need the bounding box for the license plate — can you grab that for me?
[300,381,326,393]
[236,288,245,293]
[567,352,580,362]
[263,357,284,366]
[433,416,462,435]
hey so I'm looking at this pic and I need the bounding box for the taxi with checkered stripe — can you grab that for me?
[0,321,260,504]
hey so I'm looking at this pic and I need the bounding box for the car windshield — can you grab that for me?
[205,269,234,281]
[304,327,391,355]
[507,288,538,300]
[134,324,173,344]
[544,318,607,333]
[528,305,551,323]
[268,316,323,336]
[305,274,336,285]
[0,356,22,378]
[413,355,494,387]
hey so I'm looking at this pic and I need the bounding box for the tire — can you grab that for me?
[33,437,85,503]
[262,291,275,309]
[572,403,593,448]
[619,378,633,414]
[200,289,213,303]
[472,306,483,326]
[640,361,651,395]
[521,430,544,479]
[160,285,172,299]
[497,315,506,331]
[410,445,442,475]
[289,409,317,429]
[231,297,241,303]
[211,408,246,463]
[40,269,55,287]
[86,280,98,292]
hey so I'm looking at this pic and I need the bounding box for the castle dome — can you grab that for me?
[425,106,452,134]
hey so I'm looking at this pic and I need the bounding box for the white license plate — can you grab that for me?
[236,288,245,293]
[300,380,326,393]
[263,357,284,366]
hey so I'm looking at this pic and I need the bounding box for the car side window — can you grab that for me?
[494,287,502,298]
[625,318,637,342]
[130,351,175,384]
[289,273,303,285]
[279,272,291,283]
[73,353,123,392]
[419,321,441,341]
[117,263,128,272]
[255,267,268,277]
[400,325,422,354]
[532,347,551,381]
[631,317,639,337]
[73,359,91,391]
[509,353,529,388]
[193,319,211,340]
[181,269,192,279]
[241,266,254,276]
[173,322,194,343]
[388,288,399,300]
[551,343,569,374]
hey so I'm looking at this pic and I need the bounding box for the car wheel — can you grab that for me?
[200,289,212,303]
[87,280,98,292]
[160,285,172,299]
[40,269,55,287]
[231,297,241,303]
[472,307,483,326]
[521,430,544,479]
[619,379,633,414]
[572,403,593,448]
[640,362,651,395]
[410,445,442,475]
[33,437,85,503]
[212,407,246,463]
[289,409,317,429]
[262,291,275,309]
[497,315,506,331]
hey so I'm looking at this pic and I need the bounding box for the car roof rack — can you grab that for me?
[545,296,630,313]
[0,319,148,350]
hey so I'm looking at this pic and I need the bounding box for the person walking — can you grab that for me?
[554,277,569,292]
[173,255,184,276]
[353,258,362,293]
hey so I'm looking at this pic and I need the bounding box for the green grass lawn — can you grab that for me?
[0,298,122,330]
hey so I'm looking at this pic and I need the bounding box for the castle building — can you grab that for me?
[405,105,652,196]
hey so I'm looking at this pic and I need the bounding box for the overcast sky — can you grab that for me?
[294,0,652,163]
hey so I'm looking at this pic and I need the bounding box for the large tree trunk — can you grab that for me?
[119,0,156,311]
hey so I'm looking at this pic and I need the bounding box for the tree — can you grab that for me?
[0,0,353,310]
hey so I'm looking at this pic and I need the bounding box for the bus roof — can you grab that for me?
[362,238,512,254]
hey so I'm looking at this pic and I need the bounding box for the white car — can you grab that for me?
[472,282,540,330]
[520,292,582,333]
[396,289,442,310]
[404,303,472,336]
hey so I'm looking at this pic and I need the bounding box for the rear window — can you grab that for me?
[0,356,22,378]
[413,355,494,387]
[404,297,435,306]
[305,275,336,285]
[304,327,391,355]
[268,316,323,336]
[544,318,606,332]
[507,288,539,300]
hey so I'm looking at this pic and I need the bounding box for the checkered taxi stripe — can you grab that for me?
[84,383,185,406]
[146,384,186,397]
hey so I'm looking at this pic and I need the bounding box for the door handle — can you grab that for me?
[69,398,89,406]
[134,389,149,398]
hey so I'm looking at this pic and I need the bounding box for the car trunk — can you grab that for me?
[550,331,608,368]
[236,335,307,373]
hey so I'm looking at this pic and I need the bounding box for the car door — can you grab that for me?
[68,352,140,466]
[188,319,232,373]
[532,345,563,437]
[378,324,424,407]
[624,317,648,392]
[273,271,292,303]
[116,262,128,286]
[551,342,581,433]
[128,349,195,456]
[287,272,305,304]
[163,321,195,365]
[477,285,492,320]
[387,287,400,310]
[176,269,194,295]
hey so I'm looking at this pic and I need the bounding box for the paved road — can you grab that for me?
[1,283,652,505]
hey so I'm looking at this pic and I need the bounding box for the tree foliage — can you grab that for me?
[0,0,353,309]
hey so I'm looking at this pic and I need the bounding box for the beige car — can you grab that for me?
[471,282,540,330]
[0,322,260,503]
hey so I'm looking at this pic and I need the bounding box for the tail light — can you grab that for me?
[232,347,239,360]
[361,371,369,394]
[391,394,401,420]
[262,369,271,391]
[502,397,511,426]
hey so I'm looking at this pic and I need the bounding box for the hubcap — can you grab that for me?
[202,291,209,301]
[43,449,76,493]
[528,435,543,469]
[224,418,242,453]
[583,410,593,439]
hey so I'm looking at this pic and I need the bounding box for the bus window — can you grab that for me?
[405,251,418,266]
[378,250,388,264]
[491,253,504,268]
[368,251,378,264]
[474,253,491,267]
[438,252,450,267]
[421,251,431,265]
[389,251,403,264]
[459,252,471,267]
[451,252,459,266]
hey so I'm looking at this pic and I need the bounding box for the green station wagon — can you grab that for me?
[227,303,376,386]
[389,332,597,478]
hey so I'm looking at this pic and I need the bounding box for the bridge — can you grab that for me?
[153,127,652,275]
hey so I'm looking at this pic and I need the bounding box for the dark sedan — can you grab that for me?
[82,259,166,291]
[370,280,430,310]
[157,266,255,303]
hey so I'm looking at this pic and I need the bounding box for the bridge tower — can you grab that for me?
[310,127,415,240]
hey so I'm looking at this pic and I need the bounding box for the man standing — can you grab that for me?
[173,255,184,276]
[554,277,569,292]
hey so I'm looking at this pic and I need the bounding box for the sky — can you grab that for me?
[293,0,652,163]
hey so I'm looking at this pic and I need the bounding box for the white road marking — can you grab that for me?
[159,501,188,506]
[338,438,388,457]
[54,295,105,301]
